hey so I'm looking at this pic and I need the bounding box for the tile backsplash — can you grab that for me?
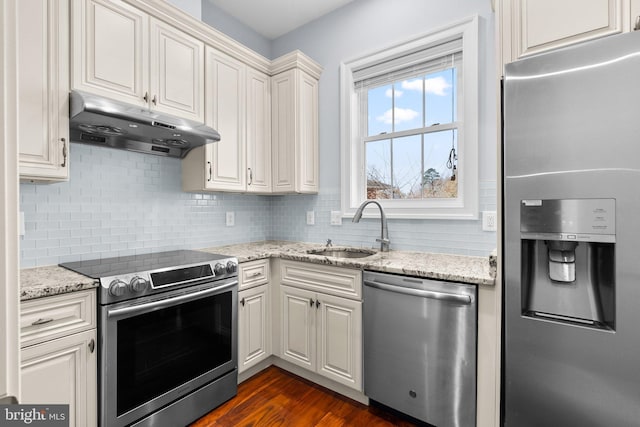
[20,143,497,267]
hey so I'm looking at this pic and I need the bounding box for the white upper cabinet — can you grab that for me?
[17,0,69,182]
[501,0,639,64]
[149,18,204,121]
[72,0,204,122]
[183,48,272,193]
[271,65,320,194]
[246,68,272,193]
[205,48,247,191]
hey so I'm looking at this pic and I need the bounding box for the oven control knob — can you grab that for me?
[129,276,149,293]
[226,261,237,274]
[109,280,128,297]
[214,263,226,276]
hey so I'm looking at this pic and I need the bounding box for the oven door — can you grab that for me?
[99,279,238,427]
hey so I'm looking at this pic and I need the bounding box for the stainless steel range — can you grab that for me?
[60,250,238,427]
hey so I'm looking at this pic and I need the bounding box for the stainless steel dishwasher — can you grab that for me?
[363,271,477,427]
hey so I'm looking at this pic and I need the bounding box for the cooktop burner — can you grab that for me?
[60,250,229,279]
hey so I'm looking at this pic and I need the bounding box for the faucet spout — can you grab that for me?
[352,200,390,252]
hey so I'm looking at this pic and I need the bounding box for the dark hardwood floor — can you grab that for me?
[190,366,420,427]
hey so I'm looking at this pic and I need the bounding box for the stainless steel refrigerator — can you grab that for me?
[503,31,640,426]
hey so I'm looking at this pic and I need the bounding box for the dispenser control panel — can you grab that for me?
[520,198,615,243]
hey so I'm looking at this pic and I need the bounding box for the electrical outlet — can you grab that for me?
[226,211,235,226]
[482,211,497,231]
[330,211,342,226]
[306,211,315,225]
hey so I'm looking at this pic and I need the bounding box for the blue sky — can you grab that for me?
[365,68,458,197]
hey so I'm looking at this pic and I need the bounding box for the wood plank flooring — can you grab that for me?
[190,366,421,427]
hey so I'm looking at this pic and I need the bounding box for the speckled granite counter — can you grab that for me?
[201,241,496,286]
[20,265,99,301]
[19,241,495,301]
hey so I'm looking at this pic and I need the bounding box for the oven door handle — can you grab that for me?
[107,280,237,318]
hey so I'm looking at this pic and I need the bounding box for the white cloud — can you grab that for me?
[401,76,451,96]
[376,107,419,125]
[385,88,403,98]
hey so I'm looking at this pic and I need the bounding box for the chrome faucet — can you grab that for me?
[352,200,390,251]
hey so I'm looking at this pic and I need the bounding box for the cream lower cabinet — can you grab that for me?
[238,260,271,373]
[238,284,271,373]
[279,261,362,391]
[17,0,69,182]
[20,290,97,427]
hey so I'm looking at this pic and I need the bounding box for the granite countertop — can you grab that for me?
[19,241,496,301]
[201,241,496,286]
[20,265,99,301]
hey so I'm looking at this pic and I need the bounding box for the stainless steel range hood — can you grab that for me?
[69,90,220,158]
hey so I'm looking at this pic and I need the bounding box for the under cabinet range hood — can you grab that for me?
[69,90,220,158]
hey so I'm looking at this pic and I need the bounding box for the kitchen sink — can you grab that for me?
[307,248,376,258]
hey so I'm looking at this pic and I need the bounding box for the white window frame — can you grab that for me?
[340,16,479,220]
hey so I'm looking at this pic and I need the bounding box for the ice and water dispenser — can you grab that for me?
[520,199,616,329]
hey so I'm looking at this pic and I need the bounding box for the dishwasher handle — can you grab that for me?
[364,279,473,305]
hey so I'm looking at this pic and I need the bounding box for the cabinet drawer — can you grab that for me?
[20,290,96,348]
[239,259,270,290]
[280,260,362,300]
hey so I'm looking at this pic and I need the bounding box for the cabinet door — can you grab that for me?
[71,0,148,106]
[316,293,362,390]
[296,70,319,193]
[512,0,622,58]
[271,70,296,193]
[238,285,271,373]
[271,69,319,194]
[150,19,204,122]
[17,0,69,181]
[21,329,97,427]
[281,285,316,371]
[246,68,272,193]
[205,48,246,191]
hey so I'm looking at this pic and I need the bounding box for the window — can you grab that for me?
[340,16,479,219]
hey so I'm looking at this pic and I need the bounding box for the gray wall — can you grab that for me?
[200,1,272,58]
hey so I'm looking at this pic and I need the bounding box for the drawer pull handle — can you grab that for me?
[88,339,95,353]
[315,299,321,308]
[31,317,54,326]
[240,298,245,307]
[248,272,262,278]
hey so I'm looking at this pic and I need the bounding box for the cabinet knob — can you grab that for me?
[152,95,157,106]
[240,297,245,306]
[315,299,320,308]
[88,339,95,353]
[143,92,149,103]
[60,138,67,167]
[309,298,314,307]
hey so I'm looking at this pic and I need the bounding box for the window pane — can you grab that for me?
[423,130,458,198]
[394,79,423,132]
[366,139,392,199]
[425,68,456,126]
[392,135,422,199]
[367,85,392,136]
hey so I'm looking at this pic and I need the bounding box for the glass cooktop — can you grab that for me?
[59,250,230,279]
